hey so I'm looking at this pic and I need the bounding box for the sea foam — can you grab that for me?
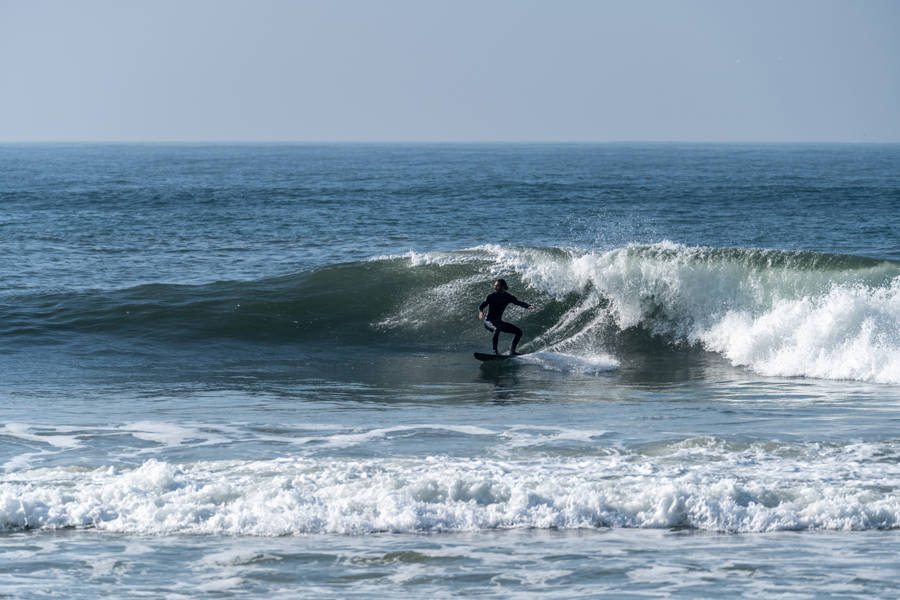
[3,440,898,535]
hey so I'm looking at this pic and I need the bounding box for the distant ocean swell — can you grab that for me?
[3,438,898,534]
[3,242,898,383]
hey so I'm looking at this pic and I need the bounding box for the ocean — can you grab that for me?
[1,143,899,598]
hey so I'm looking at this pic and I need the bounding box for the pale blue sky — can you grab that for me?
[2,0,898,142]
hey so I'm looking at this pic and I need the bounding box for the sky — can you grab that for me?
[1,0,899,142]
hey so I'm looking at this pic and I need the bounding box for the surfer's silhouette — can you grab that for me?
[478,279,535,355]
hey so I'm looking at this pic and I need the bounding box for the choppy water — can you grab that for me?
[2,143,899,598]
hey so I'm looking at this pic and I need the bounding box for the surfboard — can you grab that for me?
[473,352,527,362]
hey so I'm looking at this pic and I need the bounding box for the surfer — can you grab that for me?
[478,279,535,355]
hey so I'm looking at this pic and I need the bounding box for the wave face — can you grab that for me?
[4,243,899,383]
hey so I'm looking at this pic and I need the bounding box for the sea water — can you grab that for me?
[1,143,899,598]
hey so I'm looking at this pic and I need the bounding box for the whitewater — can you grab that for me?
[2,142,899,598]
[5,437,899,535]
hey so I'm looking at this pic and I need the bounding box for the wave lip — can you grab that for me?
[4,442,898,535]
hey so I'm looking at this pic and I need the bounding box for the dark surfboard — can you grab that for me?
[474,352,527,362]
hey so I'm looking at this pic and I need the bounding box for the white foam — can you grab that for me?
[2,423,83,449]
[500,425,610,450]
[307,424,498,449]
[368,249,483,267]
[703,279,900,383]
[1,424,88,472]
[519,351,619,374]
[197,577,245,592]
[2,440,897,535]
[121,421,232,453]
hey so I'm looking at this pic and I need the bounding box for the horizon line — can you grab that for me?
[2,139,898,145]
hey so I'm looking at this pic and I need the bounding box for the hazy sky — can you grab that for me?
[2,0,898,142]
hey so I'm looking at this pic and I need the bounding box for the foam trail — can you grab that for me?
[518,351,619,374]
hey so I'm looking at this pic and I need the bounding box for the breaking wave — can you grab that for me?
[3,242,899,383]
[3,437,898,535]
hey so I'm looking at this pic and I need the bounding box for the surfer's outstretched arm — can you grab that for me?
[508,293,535,311]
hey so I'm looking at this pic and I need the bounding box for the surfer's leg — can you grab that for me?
[496,321,522,354]
[507,323,523,353]
[484,320,501,353]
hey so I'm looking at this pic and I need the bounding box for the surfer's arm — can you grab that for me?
[478,298,489,319]
[511,296,535,310]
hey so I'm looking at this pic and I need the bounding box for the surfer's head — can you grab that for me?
[494,279,508,291]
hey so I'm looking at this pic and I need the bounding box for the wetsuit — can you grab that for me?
[479,291,531,354]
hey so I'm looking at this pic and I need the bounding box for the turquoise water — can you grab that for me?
[2,143,899,598]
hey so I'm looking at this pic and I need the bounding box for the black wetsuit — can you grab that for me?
[479,291,531,353]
